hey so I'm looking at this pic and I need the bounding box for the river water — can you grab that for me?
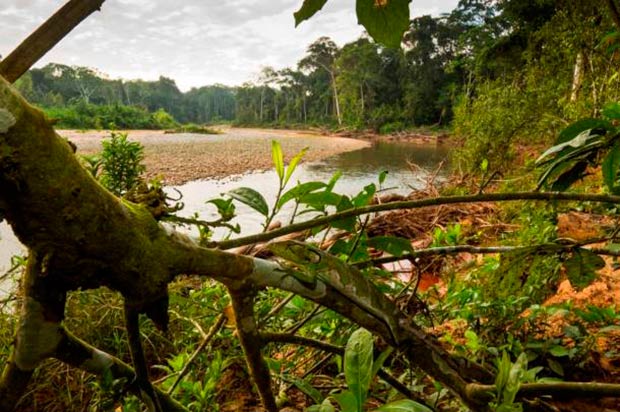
[0,140,448,294]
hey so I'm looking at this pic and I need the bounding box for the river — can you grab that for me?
[0,139,448,294]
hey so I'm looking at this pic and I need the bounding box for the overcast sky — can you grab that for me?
[1,0,459,91]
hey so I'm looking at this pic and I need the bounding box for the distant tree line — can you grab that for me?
[13,0,617,141]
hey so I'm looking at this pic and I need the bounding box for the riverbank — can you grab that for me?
[60,127,369,185]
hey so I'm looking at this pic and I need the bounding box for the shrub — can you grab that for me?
[99,132,146,196]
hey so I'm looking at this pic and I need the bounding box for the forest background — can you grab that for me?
[14,0,614,172]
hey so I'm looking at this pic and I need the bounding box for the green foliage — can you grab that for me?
[295,0,411,48]
[99,132,146,195]
[44,102,176,130]
[308,328,431,412]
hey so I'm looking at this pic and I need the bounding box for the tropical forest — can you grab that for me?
[3,0,620,411]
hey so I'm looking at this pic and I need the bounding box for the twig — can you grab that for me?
[467,381,620,403]
[167,313,226,395]
[229,289,278,412]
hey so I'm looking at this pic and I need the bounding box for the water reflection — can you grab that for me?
[169,141,449,238]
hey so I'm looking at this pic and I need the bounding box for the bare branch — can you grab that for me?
[229,289,278,412]
[213,192,620,249]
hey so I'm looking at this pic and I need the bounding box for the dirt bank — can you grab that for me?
[60,127,369,185]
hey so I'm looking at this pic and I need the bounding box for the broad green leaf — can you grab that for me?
[327,171,343,191]
[226,187,269,217]
[332,391,359,412]
[564,248,605,289]
[318,398,336,412]
[536,129,600,164]
[547,358,564,376]
[356,0,411,48]
[352,183,376,207]
[206,198,236,220]
[536,140,603,189]
[548,345,570,357]
[367,236,413,257]
[300,191,343,210]
[370,347,393,378]
[288,377,324,404]
[554,118,613,145]
[373,399,433,412]
[602,143,620,192]
[272,140,284,181]
[294,0,328,26]
[378,170,388,185]
[277,181,326,209]
[344,328,374,410]
[550,161,588,192]
[333,195,356,231]
[284,146,309,186]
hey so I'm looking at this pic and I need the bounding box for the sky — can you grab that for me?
[0,0,459,91]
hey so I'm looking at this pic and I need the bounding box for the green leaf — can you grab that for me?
[554,118,613,145]
[536,129,601,164]
[301,191,343,210]
[284,146,309,186]
[603,143,620,192]
[333,196,356,231]
[288,377,324,404]
[226,187,269,217]
[564,248,605,289]
[480,158,489,173]
[367,236,413,257]
[356,0,411,48]
[378,170,388,185]
[206,198,236,220]
[371,347,393,378]
[272,140,284,181]
[327,171,342,191]
[277,181,326,209]
[373,399,433,412]
[352,183,376,207]
[548,345,570,357]
[550,161,588,192]
[344,328,374,410]
[332,391,359,412]
[547,358,564,377]
[294,0,329,27]
[318,398,336,412]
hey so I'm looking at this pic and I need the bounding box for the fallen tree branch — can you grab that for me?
[356,242,620,268]
[467,381,620,403]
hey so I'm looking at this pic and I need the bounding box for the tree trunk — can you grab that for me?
[330,71,342,126]
[570,51,583,102]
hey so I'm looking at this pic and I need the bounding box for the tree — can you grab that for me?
[299,37,343,126]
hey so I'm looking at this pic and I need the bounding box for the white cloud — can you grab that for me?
[0,0,459,90]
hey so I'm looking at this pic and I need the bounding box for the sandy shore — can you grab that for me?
[60,127,369,185]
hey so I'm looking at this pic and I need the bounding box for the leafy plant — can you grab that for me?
[536,104,620,192]
[99,132,146,196]
[308,328,431,412]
